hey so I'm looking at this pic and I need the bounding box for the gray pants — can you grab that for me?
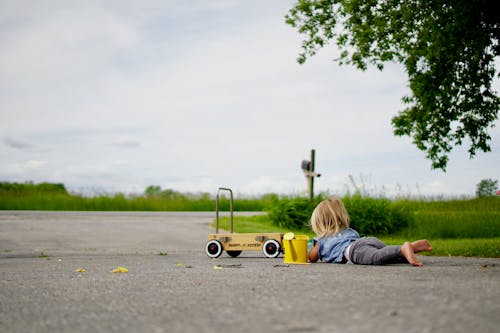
[349,237,405,265]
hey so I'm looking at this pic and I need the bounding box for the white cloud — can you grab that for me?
[165,178,220,194]
[242,176,300,195]
[0,4,140,83]
[111,137,141,148]
[5,160,47,176]
[419,181,452,196]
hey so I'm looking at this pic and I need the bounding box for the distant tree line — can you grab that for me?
[0,181,68,194]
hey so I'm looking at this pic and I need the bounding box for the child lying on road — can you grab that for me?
[307,197,432,266]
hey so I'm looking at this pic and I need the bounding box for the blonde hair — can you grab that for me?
[310,197,350,238]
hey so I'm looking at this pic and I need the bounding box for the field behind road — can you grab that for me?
[0,211,499,333]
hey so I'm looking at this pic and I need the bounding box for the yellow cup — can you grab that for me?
[283,234,309,264]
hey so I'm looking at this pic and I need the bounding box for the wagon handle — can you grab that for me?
[216,187,233,234]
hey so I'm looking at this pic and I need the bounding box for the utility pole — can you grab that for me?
[301,149,321,201]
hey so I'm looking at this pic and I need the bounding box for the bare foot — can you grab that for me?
[411,239,432,253]
[401,242,423,266]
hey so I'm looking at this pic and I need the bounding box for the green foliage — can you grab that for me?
[267,194,412,235]
[0,181,68,194]
[476,178,499,197]
[144,185,187,199]
[342,194,412,235]
[144,185,162,196]
[268,195,325,230]
[286,0,500,170]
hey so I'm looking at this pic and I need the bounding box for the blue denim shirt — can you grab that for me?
[316,228,360,263]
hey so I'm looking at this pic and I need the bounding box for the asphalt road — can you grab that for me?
[0,211,499,333]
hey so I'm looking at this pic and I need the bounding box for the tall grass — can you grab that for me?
[0,193,268,211]
[268,195,323,231]
[343,194,412,235]
[0,182,268,211]
[400,197,500,239]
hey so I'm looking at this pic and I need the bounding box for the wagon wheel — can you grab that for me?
[205,240,223,258]
[226,251,242,258]
[262,239,280,258]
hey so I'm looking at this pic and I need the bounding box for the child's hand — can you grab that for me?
[308,241,319,263]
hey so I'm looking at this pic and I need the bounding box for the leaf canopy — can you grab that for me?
[286,0,500,170]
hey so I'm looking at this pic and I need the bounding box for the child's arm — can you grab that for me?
[308,242,319,263]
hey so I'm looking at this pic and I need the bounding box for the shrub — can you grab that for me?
[268,195,324,230]
[343,195,388,235]
[343,195,412,236]
[268,194,412,236]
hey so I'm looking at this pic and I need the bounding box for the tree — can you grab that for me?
[144,185,162,196]
[475,178,498,197]
[286,0,500,170]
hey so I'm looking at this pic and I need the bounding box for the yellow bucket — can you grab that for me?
[283,233,309,264]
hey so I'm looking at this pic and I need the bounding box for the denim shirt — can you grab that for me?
[316,228,360,263]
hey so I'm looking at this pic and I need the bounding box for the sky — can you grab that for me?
[1,0,499,198]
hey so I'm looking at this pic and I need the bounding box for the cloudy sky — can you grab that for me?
[1,0,499,197]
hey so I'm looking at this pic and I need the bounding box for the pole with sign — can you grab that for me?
[301,149,321,201]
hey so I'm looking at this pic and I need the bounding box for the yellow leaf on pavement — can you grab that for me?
[111,266,128,273]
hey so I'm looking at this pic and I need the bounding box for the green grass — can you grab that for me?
[399,197,500,240]
[213,215,500,258]
[213,214,312,235]
[0,189,268,211]
[404,211,500,239]
[379,236,500,258]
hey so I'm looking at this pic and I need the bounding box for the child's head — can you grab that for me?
[310,197,350,238]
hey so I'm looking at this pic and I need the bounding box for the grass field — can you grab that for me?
[381,237,500,258]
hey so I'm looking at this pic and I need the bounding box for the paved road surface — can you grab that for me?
[0,211,221,256]
[0,211,499,333]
